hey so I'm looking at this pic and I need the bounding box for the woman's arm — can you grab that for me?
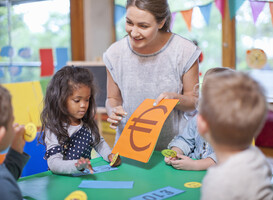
[106,69,127,129]
[154,60,199,111]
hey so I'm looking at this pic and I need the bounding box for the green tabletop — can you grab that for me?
[18,151,206,200]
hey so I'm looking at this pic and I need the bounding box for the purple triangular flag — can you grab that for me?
[170,12,177,30]
[250,1,266,24]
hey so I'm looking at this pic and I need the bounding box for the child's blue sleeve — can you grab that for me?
[167,116,198,156]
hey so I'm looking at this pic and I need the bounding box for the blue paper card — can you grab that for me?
[129,186,185,200]
[72,165,118,176]
[78,180,134,189]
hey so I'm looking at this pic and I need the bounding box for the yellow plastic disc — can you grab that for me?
[110,152,119,166]
[65,190,87,200]
[161,149,177,158]
[24,123,37,142]
[184,182,202,188]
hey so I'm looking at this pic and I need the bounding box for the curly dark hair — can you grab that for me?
[39,66,100,147]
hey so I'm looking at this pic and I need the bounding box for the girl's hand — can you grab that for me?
[11,124,25,154]
[154,92,179,106]
[170,154,196,170]
[164,156,177,165]
[107,106,127,129]
[75,157,94,173]
[108,153,121,167]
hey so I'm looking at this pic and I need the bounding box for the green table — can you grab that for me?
[18,151,206,200]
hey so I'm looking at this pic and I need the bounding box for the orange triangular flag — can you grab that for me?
[112,99,179,163]
[180,9,193,31]
[270,3,273,27]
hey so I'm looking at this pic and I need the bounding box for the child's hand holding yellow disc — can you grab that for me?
[24,123,37,142]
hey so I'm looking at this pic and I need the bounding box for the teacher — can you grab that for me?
[103,0,201,151]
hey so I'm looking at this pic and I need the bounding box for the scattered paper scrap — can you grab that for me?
[72,165,118,177]
[78,180,134,189]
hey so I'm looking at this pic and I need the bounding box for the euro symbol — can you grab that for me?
[129,105,167,151]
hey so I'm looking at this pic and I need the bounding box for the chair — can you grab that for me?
[21,134,48,177]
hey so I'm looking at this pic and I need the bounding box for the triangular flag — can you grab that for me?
[170,12,177,31]
[180,8,193,31]
[229,0,244,20]
[114,5,126,25]
[39,49,54,77]
[215,0,225,19]
[199,3,212,25]
[250,1,266,24]
[269,2,273,26]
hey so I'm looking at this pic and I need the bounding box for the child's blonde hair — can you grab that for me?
[0,85,12,129]
[199,71,267,149]
[203,67,233,82]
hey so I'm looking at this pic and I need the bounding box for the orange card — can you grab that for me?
[112,99,179,163]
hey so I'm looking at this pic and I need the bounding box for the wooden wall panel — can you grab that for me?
[70,0,85,61]
[222,0,236,69]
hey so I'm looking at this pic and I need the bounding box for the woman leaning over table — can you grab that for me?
[103,0,201,150]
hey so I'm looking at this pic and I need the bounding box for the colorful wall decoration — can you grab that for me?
[115,0,273,31]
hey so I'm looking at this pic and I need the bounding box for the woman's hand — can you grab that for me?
[153,92,179,106]
[107,106,127,129]
[75,157,94,173]
[108,153,121,167]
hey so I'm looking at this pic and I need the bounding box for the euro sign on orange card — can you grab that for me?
[112,99,179,163]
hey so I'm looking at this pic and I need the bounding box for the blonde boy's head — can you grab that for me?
[199,72,267,149]
[203,67,233,82]
[0,85,12,129]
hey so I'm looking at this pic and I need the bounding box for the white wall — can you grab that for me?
[84,0,114,61]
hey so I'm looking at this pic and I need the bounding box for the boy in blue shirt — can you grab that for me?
[165,67,232,170]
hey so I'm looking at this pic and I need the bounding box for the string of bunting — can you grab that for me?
[115,0,273,31]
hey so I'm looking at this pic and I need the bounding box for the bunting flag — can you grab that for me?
[228,0,244,20]
[39,49,54,77]
[180,8,193,31]
[269,2,273,26]
[199,2,212,25]
[170,12,177,30]
[215,0,225,19]
[56,47,68,72]
[250,1,266,24]
[114,5,126,25]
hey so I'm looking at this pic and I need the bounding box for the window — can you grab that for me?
[0,0,70,83]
